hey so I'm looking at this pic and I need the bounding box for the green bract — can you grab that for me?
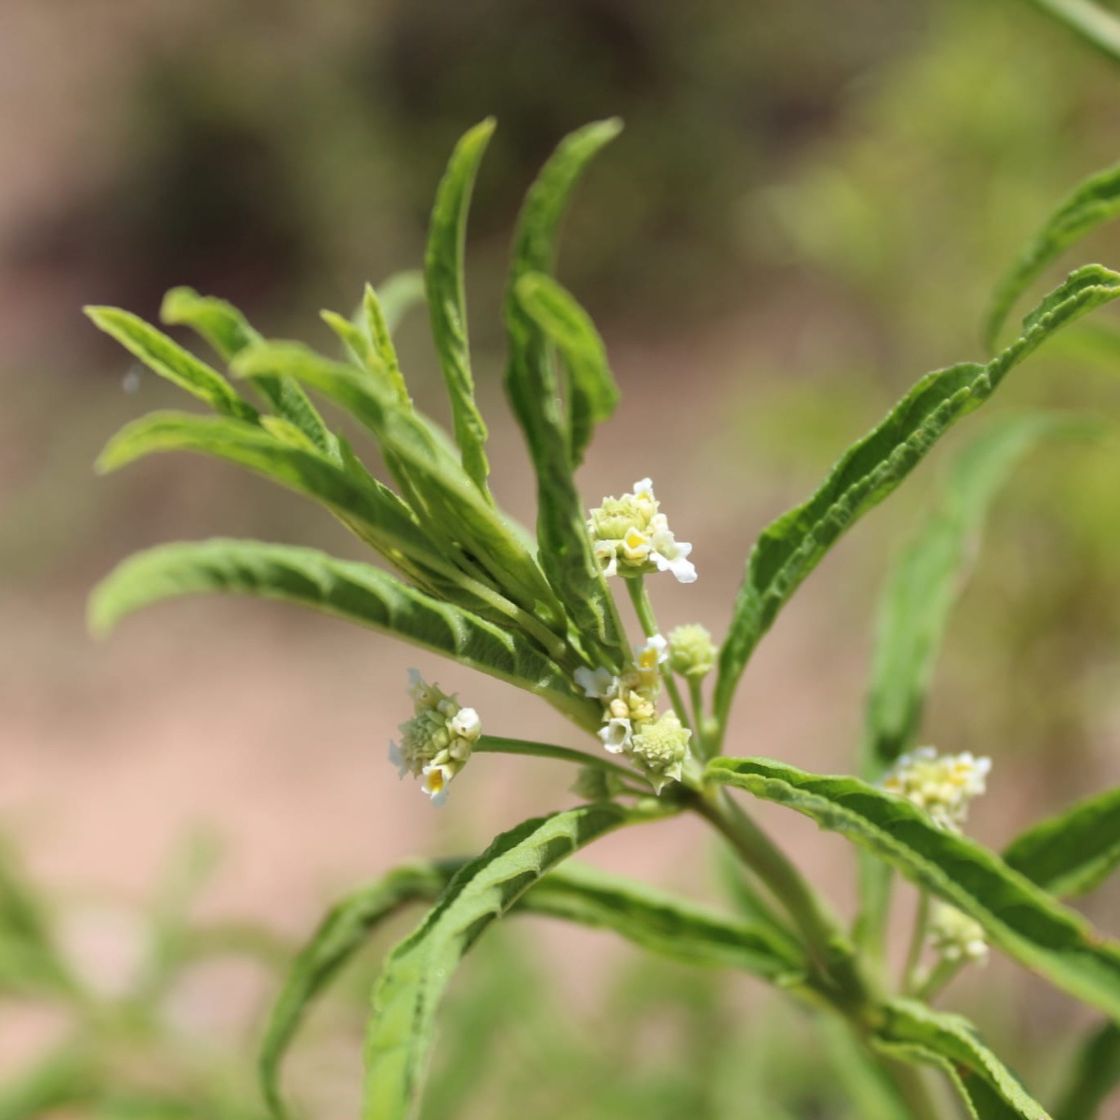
[87,120,1120,1120]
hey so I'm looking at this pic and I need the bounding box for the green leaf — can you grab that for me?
[362,284,411,404]
[1053,1021,1120,1120]
[260,856,800,1118]
[232,343,566,628]
[375,270,426,335]
[714,265,1120,733]
[863,415,1069,776]
[1003,785,1120,898]
[425,118,495,494]
[987,160,1120,349]
[874,999,1048,1120]
[707,756,1120,1021]
[1020,0,1120,75]
[95,411,434,569]
[362,803,642,1120]
[88,539,590,721]
[504,120,627,667]
[514,271,620,467]
[159,286,262,361]
[84,306,256,421]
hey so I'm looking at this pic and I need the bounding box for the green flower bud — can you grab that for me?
[667,624,717,679]
[629,710,691,792]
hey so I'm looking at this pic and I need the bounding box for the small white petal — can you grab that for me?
[666,554,698,583]
[598,717,633,754]
[633,477,654,495]
[450,707,482,740]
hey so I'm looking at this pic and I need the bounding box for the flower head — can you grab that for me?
[929,903,988,964]
[629,711,691,792]
[389,670,482,803]
[667,624,717,679]
[587,478,697,583]
[882,747,991,831]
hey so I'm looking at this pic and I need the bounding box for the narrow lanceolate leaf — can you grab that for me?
[88,539,590,721]
[707,757,1120,1020]
[261,858,800,1119]
[160,286,262,361]
[233,344,566,628]
[504,120,627,667]
[863,415,1067,776]
[987,160,1120,349]
[715,265,1120,731]
[363,284,411,404]
[874,999,1048,1120]
[84,306,256,421]
[515,271,620,467]
[362,805,646,1120]
[95,411,435,569]
[1003,785,1120,898]
[1053,1021,1120,1120]
[425,118,495,494]
[158,287,336,456]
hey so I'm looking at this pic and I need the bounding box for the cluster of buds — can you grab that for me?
[586,478,697,584]
[881,746,991,832]
[667,623,717,679]
[575,636,691,792]
[929,903,989,964]
[388,670,481,804]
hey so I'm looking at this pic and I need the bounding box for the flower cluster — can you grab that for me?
[575,636,691,791]
[388,670,481,803]
[881,746,991,831]
[587,478,697,583]
[929,903,989,964]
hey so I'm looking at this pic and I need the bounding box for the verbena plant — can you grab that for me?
[86,118,1120,1119]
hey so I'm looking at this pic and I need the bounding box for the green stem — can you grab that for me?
[475,736,636,783]
[914,956,964,1003]
[902,890,930,995]
[624,578,692,730]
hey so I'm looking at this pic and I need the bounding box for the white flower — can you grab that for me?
[587,478,697,584]
[391,671,481,802]
[574,666,619,700]
[636,634,669,668]
[598,717,633,754]
[929,903,988,964]
[882,747,992,831]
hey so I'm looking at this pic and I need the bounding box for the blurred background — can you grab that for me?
[2,0,1120,1116]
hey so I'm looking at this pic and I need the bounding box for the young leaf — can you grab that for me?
[874,999,1048,1120]
[376,270,426,335]
[362,803,643,1120]
[95,411,435,570]
[232,343,566,628]
[88,538,592,722]
[261,857,800,1118]
[986,159,1120,349]
[863,414,1071,776]
[706,756,1120,1021]
[160,286,262,361]
[363,284,411,404]
[714,265,1120,735]
[1003,785,1120,898]
[504,120,627,667]
[85,306,257,421]
[425,118,495,495]
[1053,1021,1120,1120]
[514,271,620,467]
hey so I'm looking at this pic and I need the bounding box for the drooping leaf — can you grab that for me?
[232,343,566,628]
[95,411,434,571]
[425,118,495,494]
[260,855,800,1118]
[503,120,627,667]
[863,414,1073,776]
[714,265,1120,732]
[1003,785,1120,898]
[874,999,1048,1120]
[707,756,1120,1021]
[987,160,1120,349]
[160,286,262,361]
[362,804,645,1120]
[514,271,620,466]
[1053,1021,1120,1120]
[85,306,256,421]
[88,539,592,723]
